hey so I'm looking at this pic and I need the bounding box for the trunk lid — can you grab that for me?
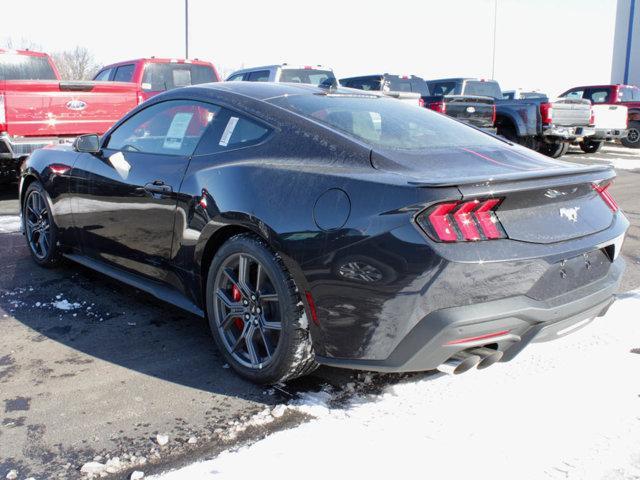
[441,95,495,128]
[1,80,139,137]
[372,143,616,244]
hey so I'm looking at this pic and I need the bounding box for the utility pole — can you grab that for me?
[491,0,498,79]
[185,0,189,59]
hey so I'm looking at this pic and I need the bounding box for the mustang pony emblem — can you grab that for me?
[559,207,580,222]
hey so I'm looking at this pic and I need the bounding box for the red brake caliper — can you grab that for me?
[231,285,244,330]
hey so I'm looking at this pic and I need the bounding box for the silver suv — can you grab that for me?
[226,64,336,86]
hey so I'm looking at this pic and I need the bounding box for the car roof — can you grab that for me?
[0,49,50,58]
[182,81,376,101]
[228,64,333,76]
[100,58,214,69]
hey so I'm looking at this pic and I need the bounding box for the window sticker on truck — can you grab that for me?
[163,112,194,150]
[219,117,239,147]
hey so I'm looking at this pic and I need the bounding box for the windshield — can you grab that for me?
[0,53,57,80]
[268,93,501,151]
[279,69,335,86]
[141,63,217,91]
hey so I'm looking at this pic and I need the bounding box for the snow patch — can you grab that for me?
[151,291,640,480]
[0,215,21,234]
[52,299,82,311]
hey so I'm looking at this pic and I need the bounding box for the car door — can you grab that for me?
[70,99,221,281]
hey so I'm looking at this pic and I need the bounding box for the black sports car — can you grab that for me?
[19,82,628,383]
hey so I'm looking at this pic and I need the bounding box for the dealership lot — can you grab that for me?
[1,144,639,479]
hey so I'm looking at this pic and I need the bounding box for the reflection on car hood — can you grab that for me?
[371,143,611,187]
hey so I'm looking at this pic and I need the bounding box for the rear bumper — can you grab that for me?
[316,245,625,373]
[0,134,72,180]
[592,128,627,141]
[542,125,595,140]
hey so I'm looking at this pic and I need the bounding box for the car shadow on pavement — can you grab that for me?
[0,235,343,403]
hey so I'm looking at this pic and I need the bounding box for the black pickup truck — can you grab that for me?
[425,79,496,131]
[339,74,426,106]
[426,78,595,157]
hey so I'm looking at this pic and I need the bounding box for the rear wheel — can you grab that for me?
[23,181,62,267]
[579,139,603,154]
[621,121,640,148]
[537,142,565,158]
[205,233,317,384]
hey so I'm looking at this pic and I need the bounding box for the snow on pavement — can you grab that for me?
[0,215,21,233]
[152,291,640,480]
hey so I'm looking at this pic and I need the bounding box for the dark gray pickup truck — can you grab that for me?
[427,78,595,157]
[425,79,496,131]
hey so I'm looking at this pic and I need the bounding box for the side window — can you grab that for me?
[113,64,135,82]
[564,89,583,100]
[227,73,244,81]
[219,115,270,147]
[584,88,609,103]
[106,100,222,156]
[247,70,270,82]
[94,69,112,81]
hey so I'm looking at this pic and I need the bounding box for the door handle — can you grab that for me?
[143,180,173,194]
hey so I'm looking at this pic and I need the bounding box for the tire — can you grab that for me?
[537,142,565,158]
[22,181,62,267]
[579,139,603,154]
[621,121,640,148]
[496,123,518,143]
[205,233,318,384]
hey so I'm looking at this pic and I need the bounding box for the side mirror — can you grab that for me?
[73,134,101,154]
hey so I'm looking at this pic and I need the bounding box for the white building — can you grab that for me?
[612,0,640,85]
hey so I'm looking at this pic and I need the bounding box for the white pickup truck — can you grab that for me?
[577,104,628,153]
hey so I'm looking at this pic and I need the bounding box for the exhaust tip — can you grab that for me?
[474,348,504,370]
[437,354,481,375]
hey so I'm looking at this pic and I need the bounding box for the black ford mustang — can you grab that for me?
[19,82,628,383]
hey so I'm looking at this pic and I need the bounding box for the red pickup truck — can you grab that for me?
[93,57,220,103]
[560,84,640,148]
[1,49,139,184]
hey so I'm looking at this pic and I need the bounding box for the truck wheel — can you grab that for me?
[497,124,518,143]
[23,181,62,267]
[537,142,565,158]
[579,139,603,154]
[621,121,640,148]
[205,233,318,384]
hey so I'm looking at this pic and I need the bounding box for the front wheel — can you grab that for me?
[205,233,318,384]
[579,139,603,154]
[621,121,640,148]
[23,181,62,267]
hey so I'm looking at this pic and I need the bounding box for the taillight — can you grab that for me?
[592,182,619,212]
[589,107,595,126]
[428,101,447,114]
[418,97,425,108]
[540,102,553,124]
[0,93,6,132]
[491,104,496,125]
[416,198,507,242]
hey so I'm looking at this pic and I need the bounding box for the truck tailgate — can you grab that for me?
[2,80,138,137]
[592,104,627,130]
[550,98,591,127]
[441,95,494,128]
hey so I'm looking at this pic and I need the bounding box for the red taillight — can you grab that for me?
[589,107,595,126]
[592,182,619,212]
[417,198,507,242]
[418,97,425,108]
[428,101,446,114]
[540,102,553,124]
[491,104,497,125]
[0,93,6,132]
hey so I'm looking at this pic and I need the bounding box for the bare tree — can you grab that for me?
[52,46,102,80]
[1,37,43,51]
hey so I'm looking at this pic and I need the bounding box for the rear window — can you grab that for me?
[279,69,335,86]
[0,53,57,80]
[427,81,459,96]
[269,93,499,151]
[142,63,217,91]
[464,81,502,99]
[113,64,135,82]
[341,76,383,91]
[385,77,429,95]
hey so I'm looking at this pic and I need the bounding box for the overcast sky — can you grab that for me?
[4,0,616,96]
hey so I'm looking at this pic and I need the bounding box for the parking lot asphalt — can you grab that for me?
[0,143,639,479]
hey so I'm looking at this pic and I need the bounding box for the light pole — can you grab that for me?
[185,0,189,59]
[491,0,498,79]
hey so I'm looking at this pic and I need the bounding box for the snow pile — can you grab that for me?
[52,299,82,311]
[152,291,640,480]
[0,215,21,234]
